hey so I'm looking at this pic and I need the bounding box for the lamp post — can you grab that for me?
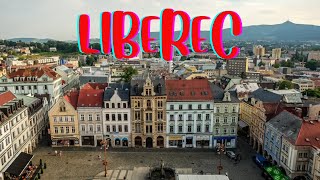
[100,139,109,177]
[216,143,225,175]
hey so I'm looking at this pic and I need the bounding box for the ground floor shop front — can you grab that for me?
[212,136,237,149]
[103,134,131,148]
[166,134,212,148]
[132,134,166,148]
[51,136,80,147]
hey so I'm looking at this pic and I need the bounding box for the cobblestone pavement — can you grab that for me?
[32,137,264,180]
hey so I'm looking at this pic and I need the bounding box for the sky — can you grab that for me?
[1,0,320,41]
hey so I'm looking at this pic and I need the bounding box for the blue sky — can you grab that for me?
[0,0,319,40]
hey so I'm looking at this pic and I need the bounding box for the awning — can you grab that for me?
[6,152,33,176]
[238,120,249,128]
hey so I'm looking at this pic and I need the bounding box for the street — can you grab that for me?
[32,137,264,180]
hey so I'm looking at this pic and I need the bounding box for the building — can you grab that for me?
[0,67,62,106]
[54,65,80,94]
[79,67,111,86]
[308,51,320,61]
[0,91,32,179]
[292,79,315,92]
[253,45,265,57]
[130,75,167,148]
[16,95,48,152]
[272,48,282,59]
[226,57,248,76]
[102,83,131,147]
[78,85,104,147]
[49,91,80,147]
[264,111,302,164]
[211,84,240,149]
[165,79,214,148]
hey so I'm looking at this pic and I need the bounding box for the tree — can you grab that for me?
[305,60,320,71]
[86,56,95,66]
[258,61,265,67]
[278,80,293,90]
[280,60,294,68]
[120,67,138,83]
[180,56,187,61]
[273,63,280,68]
[303,89,320,98]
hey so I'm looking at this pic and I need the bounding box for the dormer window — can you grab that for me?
[59,102,66,112]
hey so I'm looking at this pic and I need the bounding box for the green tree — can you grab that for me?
[180,56,187,61]
[305,60,320,71]
[258,61,265,67]
[86,56,95,66]
[120,66,138,83]
[303,89,320,98]
[278,80,294,90]
[273,63,280,68]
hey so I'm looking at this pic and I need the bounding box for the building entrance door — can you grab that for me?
[146,137,153,148]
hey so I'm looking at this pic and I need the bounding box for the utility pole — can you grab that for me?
[100,139,109,177]
[217,143,225,175]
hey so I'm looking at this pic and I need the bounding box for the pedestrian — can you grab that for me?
[98,154,101,160]
[67,142,70,147]
[59,151,62,157]
[54,150,58,156]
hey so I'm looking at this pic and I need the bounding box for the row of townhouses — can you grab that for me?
[49,76,240,149]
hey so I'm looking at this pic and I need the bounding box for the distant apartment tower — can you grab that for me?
[253,45,265,57]
[226,57,248,76]
[272,48,281,59]
[307,51,320,61]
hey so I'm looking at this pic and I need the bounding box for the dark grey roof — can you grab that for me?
[104,83,130,101]
[251,88,283,103]
[267,110,302,142]
[6,152,33,176]
[79,76,109,86]
[210,83,240,103]
[130,76,166,96]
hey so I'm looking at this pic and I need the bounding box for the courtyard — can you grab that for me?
[32,137,264,180]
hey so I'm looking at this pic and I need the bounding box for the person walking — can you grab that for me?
[59,151,62,157]
[55,150,58,156]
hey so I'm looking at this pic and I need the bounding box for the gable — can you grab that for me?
[49,97,76,116]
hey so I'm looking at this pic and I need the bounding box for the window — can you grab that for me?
[118,103,121,108]
[187,125,192,132]
[224,107,228,113]
[112,125,116,132]
[80,114,84,121]
[170,126,174,133]
[197,114,201,120]
[106,103,109,108]
[215,128,219,135]
[89,125,93,132]
[178,125,183,133]
[206,114,210,120]
[106,125,110,132]
[59,117,63,122]
[96,114,100,121]
[179,105,183,110]
[60,127,64,133]
[170,115,174,121]
[178,114,183,121]
[216,117,220,123]
[15,86,19,91]
[123,103,127,108]
[188,114,192,121]
[118,125,122,132]
[146,113,152,121]
[147,100,151,108]
[198,104,202,110]
[157,101,163,108]
[298,153,303,158]
[112,103,115,108]
[72,126,75,133]
[157,123,163,132]
[232,117,236,123]
[223,128,227,134]
[232,106,236,113]
[170,105,174,110]
[54,117,57,122]
[224,117,228,123]
[88,114,92,121]
[97,125,101,132]
[54,127,58,134]
[206,104,210,109]
[106,114,110,121]
[134,100,140,108]
[44,85,48,90]
[118,114,122,121]
[112,114,116,121]
[65,116,68,122]
[188,104,192,110]
[216,107,220,113]
[135,111,140,120]
[197,125,201,132]
[158,112,163,120]
[124,114,128,121]
[66,127,69,133]
[34,85,37,90]
[205,125,210,132]
[71,116,74,122]
[124,125,128,132]
[81,125,85,132]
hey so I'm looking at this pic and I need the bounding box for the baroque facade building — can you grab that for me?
[130,75,167,148]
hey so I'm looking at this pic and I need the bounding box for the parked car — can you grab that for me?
[226,151,236,159]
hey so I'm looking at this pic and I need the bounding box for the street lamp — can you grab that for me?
[216,143,225,175]
[100,139,110,177]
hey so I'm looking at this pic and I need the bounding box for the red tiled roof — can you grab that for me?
[0,91,16,106]
[64,91,79,109]
[165,79,213,101]
[295,120,320,149]
[312,80,320,88]
[77,89,104,107]
[82,83,108,90]
[6,67,59,80]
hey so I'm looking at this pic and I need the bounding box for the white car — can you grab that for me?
[226,151,236,159]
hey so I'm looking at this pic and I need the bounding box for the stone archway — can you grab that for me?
[146,137,153,148]
[134,136,142,147]
[157,136,164,148]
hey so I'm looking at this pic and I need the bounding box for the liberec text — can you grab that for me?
[77,9,242,61]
